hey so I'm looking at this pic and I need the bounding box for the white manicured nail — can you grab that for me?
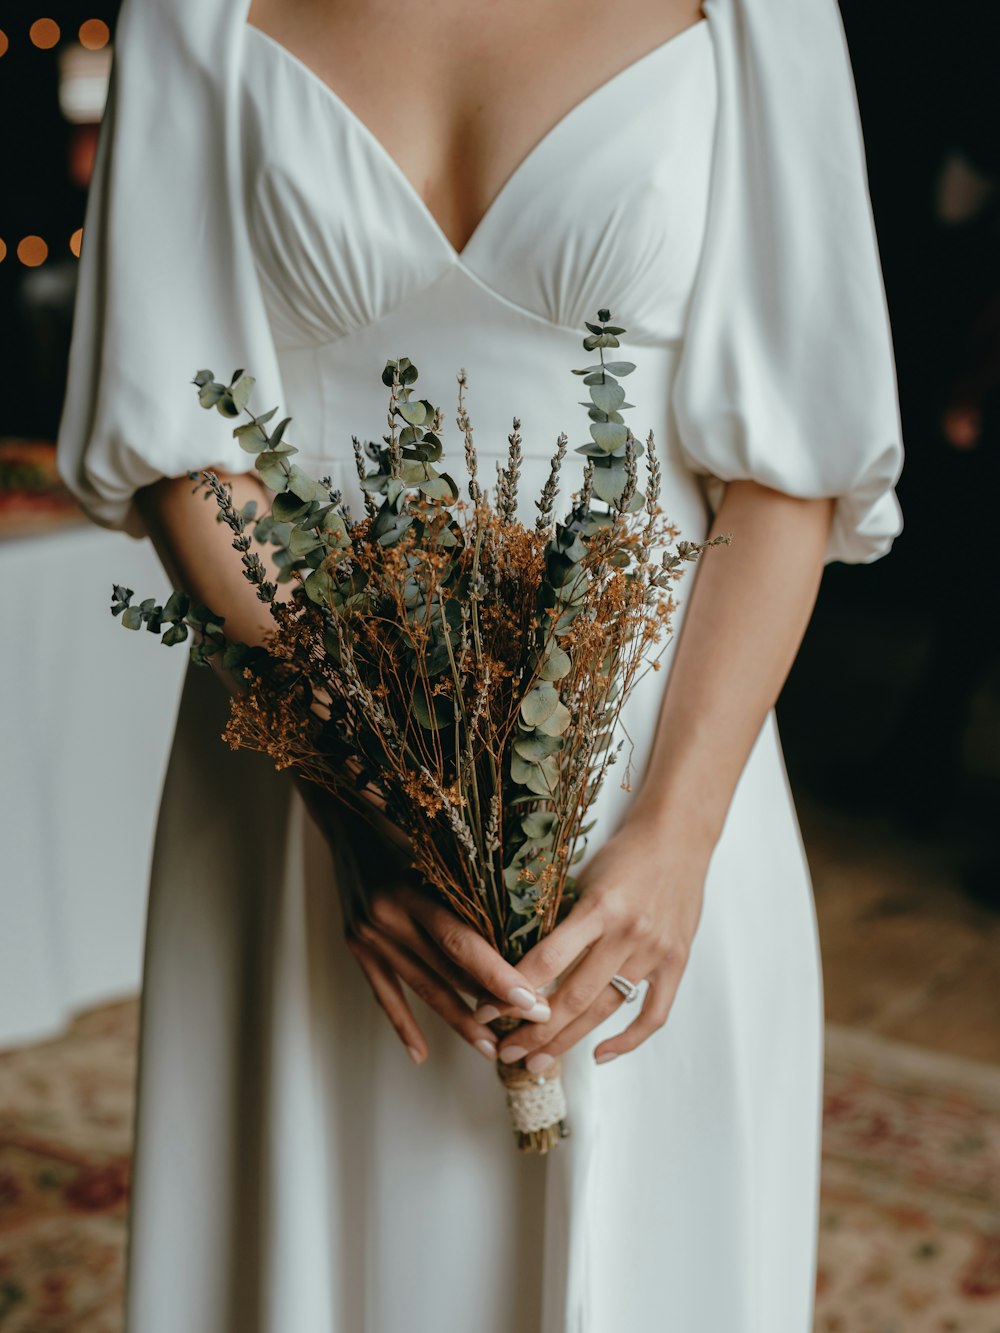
[524,1000,551,1022]
[508,986,538,1010]
[500,1045,527,1064]
[474,1003,501,1023]
[474,1038,497,1061]
[526,1052,554,1074]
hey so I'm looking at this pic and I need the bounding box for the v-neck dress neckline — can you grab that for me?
[242,16,710,264]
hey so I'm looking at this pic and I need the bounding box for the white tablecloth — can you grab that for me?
[0,523,186,1047]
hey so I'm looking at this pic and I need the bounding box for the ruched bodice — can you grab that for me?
[241,19,715,349]
[240,18,717,508]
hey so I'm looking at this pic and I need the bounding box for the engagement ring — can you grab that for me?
[610,974,640,1003]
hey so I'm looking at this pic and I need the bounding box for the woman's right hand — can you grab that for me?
[298,778,552,1065]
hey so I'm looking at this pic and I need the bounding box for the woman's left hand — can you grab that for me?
[479,810,712,1071]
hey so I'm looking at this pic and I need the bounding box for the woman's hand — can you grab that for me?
[483,482,835,1073]
[297,777,553,1065]
[480,810,711,1072]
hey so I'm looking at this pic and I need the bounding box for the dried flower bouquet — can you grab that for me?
[110,310,725,1151]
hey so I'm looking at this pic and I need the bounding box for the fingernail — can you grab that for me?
[595,1051,618,1065]
[526,1052,554,1074]
[524,1000,551,1022]
[474,1038,497,1062]
[507,986,538,1010]
[474,1003,501,1024]
[500,1045,528,1064]
[407,1046,425,1065]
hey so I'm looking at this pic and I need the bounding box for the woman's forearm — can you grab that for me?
[134,469,403,839]
[627,478,835,851]
[134,469,287,696]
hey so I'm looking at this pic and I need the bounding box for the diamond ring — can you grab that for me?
[610,973,640,1003]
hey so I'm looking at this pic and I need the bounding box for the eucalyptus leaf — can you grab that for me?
[503,863,529,893]
[508,887,539,915]
[521,810,557,839]
[197,381,226,410]
[510,751,540,786]
[215,391,241,418]
[536,700,571,736]
[588,381,626,414]
[234,420,269,453]
[397,400,427,426]
[161,622,188,646]
[537,646,572,680]
[322,511,349,543]
[222,642,249,671]
[411,683,453,730]
[519,682,560,727]
[525,755,559,796]
[590,421,629,453]
[162,590,189,621]
[303,565,333,605]
[229,373,256,413]
[508,916,542,943]
[288,527,321,556]
[286,467,330,503]
[256,451,290,491]
[400,460,432,485]
[271,491,310,522]
[514,733,563,762]
[417,476,453,502]
[590,457,629,502]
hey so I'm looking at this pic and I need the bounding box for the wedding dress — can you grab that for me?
[56,0,903,1329]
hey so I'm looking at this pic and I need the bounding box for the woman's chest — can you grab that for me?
[244,0,707,255]
[239,16,718,349]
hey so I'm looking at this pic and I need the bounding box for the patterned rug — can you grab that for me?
[817,1024,1000,1332]
[0,1001,135,1333]
[1,1001,999,1331]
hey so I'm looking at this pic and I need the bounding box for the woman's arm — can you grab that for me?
[488,479,835,1069]
[134,471,553,1062]
[135,470,286,688]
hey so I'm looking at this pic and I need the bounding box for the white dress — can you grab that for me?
[56,1,904,1330]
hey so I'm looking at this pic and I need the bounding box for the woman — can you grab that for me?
[56,0,903,1327]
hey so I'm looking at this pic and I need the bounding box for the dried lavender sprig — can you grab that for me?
[419,765,479,864]
[617,431,639,518]
[496,417,523,525]
[196,469,278,605]
[638,431,662,561]
[456,369,482,507]
[579,458,594,512]
[535,432,568,535]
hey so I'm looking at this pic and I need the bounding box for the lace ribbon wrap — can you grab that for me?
[496,1058,570,1153]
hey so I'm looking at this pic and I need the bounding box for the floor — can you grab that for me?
[801,794,1000,1065]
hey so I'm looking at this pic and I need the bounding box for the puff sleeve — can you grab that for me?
[56,0,286,541]
[671,0,904,565]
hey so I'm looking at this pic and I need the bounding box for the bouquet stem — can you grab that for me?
[493,1017,570,1153]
